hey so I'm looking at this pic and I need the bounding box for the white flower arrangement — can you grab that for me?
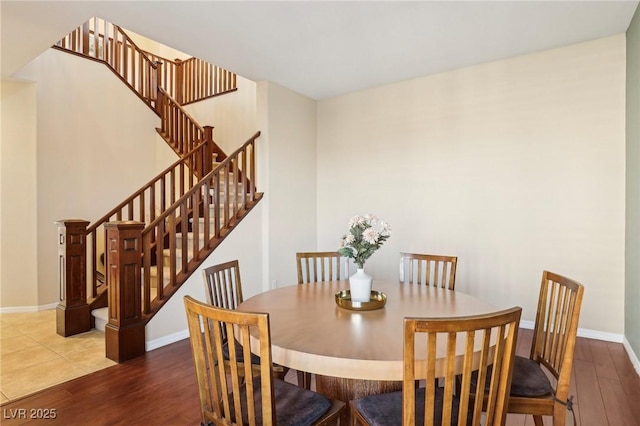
[338,214,391,269]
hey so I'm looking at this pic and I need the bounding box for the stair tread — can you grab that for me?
[91,307,108,319]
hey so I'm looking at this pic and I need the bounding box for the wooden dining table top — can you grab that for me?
[236,280,499,381]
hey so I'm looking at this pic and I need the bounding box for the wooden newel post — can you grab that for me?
[104,221,145,362]
[55,219,91,337]
[202,125,214,176]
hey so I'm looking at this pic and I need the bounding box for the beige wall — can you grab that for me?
[257,81,318,290]
[1,48,161,309]
[184,76,258,153]
[317,35,626,336]
[626,6,640,359]
[124,28,191,62]
[0,80,38,308]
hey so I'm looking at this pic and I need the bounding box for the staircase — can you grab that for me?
[53,17,263,360]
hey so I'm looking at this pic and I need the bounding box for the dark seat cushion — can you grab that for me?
[471,355,554,397]
[509,356,554,397]
[235,377,331,426]
[350,387,472,426]
[222,338,261,365]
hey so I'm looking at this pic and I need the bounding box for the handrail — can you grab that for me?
[140,132,260,315]
[85,142,207,298]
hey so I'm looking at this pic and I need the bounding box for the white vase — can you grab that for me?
[349,268,372,302]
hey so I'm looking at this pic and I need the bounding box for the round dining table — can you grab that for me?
[236,279,499,422]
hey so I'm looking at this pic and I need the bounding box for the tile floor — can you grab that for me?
[0,309,116,403]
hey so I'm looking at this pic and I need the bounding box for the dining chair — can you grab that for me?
[295,251,349,389]
[202,260,284,379]
[349,306,522,426]
[184,295,345,426]
[502,270,585,426]
[399,252,458,290]
[296,251,349,284]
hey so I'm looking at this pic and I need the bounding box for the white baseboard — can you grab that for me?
[519,320,624,343]
[0,302,59,314]
[2,307,636,375]
[623,337,640,376]
[145,329,189,352]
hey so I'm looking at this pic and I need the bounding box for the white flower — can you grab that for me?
[377,220,391,236]
[362,228,379,244]
[349,215,366,228]
[337,213,391,268]
[364,213,378,223]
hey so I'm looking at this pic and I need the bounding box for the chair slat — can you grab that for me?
[296,251,349,284]
[399,252,458,290]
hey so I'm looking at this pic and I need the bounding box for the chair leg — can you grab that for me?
[533,415,544,426]
[297,370,312,389]
[553,403,567,426]
[350,406,359,426]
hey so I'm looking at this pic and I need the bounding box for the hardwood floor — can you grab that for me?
[0,330,638,425]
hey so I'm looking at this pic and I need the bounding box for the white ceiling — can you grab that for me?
[2,1,638,100]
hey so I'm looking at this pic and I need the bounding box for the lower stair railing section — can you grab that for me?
[56,132,261,362]
[56,142,211,338]
[139,132,260,317]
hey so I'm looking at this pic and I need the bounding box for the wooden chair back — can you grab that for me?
[202,260,243,341]
[403,307,521,426]
[184,295,276,426]
[530,271,585,403]
[399,252,458,290]
[296,251,349,284]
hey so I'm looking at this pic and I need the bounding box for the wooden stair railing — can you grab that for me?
[53,17,237,110]
[105,133,262,361]
[53,16,257,362]
[56,142,212,337]
[54,17,159,110]
[156,87,227,165]
[55,132,261,360]
[141,132,260,315]
[143,53,237,106]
